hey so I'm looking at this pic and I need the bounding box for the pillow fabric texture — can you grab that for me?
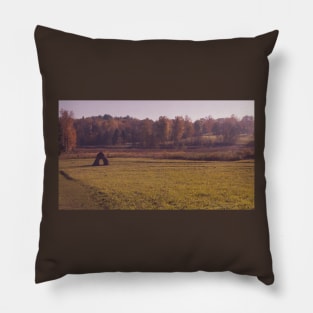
[34,25,278,284]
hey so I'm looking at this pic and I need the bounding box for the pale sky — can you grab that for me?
[59,100,254,121]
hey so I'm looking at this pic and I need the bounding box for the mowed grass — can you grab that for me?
[59,158,254,210]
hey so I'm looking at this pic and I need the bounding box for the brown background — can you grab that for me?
[35,26,278,284]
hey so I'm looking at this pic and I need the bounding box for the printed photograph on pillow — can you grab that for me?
[58,100,254,210]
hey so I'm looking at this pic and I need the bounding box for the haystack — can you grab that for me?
[92,152,109,166]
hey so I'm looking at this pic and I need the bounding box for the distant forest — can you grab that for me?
[59,110,254,153]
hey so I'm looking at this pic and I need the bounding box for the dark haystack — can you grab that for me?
[92,152,109,166]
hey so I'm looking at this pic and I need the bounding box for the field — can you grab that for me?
[58,156,254,210]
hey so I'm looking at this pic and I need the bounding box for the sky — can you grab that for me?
[59,100,254,121]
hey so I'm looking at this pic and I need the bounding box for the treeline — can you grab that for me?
[59,110,254,152]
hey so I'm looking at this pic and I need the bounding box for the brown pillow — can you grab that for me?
[34,25,278,284]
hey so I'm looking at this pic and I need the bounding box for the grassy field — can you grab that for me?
[58,157,254,210]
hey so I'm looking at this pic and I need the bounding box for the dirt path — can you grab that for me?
[58,171,107,210]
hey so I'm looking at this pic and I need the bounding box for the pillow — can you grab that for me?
[34,25,278,284]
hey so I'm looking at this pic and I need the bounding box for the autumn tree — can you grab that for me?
[183,115,194,139]
[212,116,240,144]
[70,113,253,148]
[194,119,203,137]
[112,128,121,145]
[202,116,214,134]
[172,116,185,144]
[59,109,77,153]
[156,116,171,144]
[139,118,154,147]
[240,115,254,135]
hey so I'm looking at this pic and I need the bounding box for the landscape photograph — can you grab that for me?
[58,100,255,210]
